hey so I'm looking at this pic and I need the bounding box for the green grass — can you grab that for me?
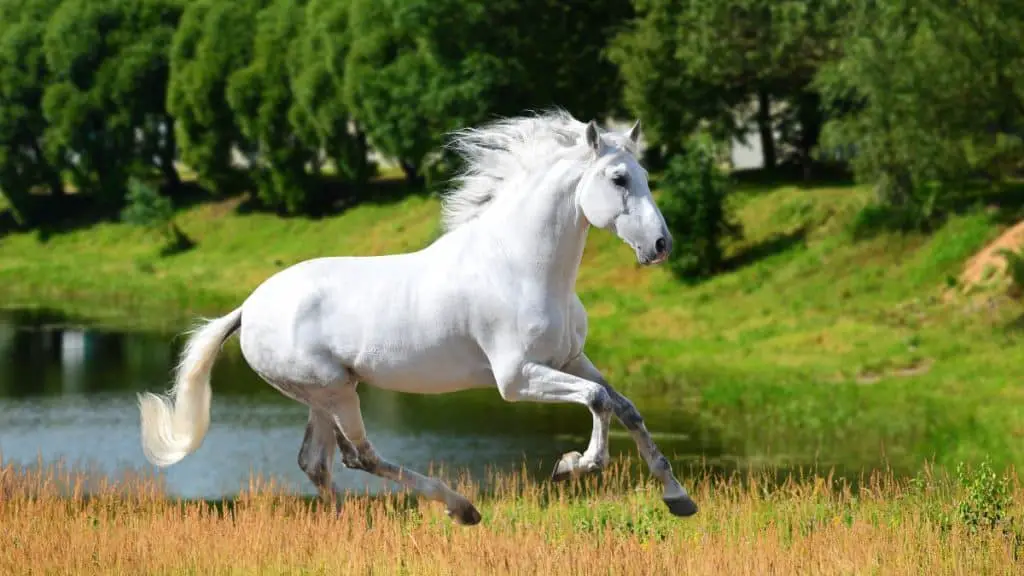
[1,177,1023,477]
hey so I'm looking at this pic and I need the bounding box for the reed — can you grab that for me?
[1,456,1021,575]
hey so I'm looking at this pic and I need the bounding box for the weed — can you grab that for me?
[954,458,1014,534]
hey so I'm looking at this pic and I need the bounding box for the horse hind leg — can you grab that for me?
[297,408,342,506]
[327,382,482,526]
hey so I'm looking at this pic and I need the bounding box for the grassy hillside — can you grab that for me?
[1,177,1023,476]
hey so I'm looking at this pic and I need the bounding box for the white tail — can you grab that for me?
[137,308,242,467]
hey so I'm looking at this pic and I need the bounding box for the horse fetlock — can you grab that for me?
[550,450,604,482]
[652,454,673,476]
[340,452,377,472]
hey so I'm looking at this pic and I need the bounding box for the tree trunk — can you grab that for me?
[796,91,822,181]
[400,160,423,187]
[31,141,65,197]
[756,89,777,172]
[161,116,182,192]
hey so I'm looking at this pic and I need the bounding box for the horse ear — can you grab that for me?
[585,120,602,153]
[626,120,641,145]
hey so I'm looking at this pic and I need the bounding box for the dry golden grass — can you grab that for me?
[1,457,1022,575]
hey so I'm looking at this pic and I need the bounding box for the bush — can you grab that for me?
[120,179,194,256]
[998,247,1024,301]
[953,458,1014,536]
[659,133,742,282]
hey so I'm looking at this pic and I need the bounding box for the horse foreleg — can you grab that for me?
[565,353,698,517]
[328,383,482,526]
[495,360,613,481]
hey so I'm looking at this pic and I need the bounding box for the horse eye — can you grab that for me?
[612,174,628,188]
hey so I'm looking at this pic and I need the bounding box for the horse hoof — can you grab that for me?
[663,495,699,517]
[447,503,482,526]
[551,451,583,482]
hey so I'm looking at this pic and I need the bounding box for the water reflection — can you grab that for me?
[0,310,710,499]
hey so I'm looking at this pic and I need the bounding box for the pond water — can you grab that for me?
[0,310,709,499]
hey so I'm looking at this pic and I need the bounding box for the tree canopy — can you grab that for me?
[0,0,1018,234]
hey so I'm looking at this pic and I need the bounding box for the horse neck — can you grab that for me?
[479,164,588,297]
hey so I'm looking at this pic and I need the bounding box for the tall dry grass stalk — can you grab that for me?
[1,456,1021,575]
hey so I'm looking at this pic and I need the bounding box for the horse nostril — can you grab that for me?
[655,237,667,254]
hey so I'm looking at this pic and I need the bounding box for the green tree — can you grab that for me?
[608,0,735,163]
[611,0,847,174]
[344,0,634,185]
[344,0,502,185]
[226,0,320,214]
[0,0,67,225]
[289,0,372,185]
[816,0,1024,217]
[168,0,266,194]
[484,0,634,121]
[660,132,742,281]
[41,0,185,209]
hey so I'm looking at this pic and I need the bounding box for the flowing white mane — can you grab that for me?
[440,109,604,232]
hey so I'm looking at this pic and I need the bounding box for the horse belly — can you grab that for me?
[353,342,496,394]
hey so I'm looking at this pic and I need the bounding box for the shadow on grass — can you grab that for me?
[1001,310,1024,334]
[730,161,856,192]
[721,226,809,273]
[850,180,1024,241]
[0,167,432,242]
[234,173,432,220]
[666,225,807,284]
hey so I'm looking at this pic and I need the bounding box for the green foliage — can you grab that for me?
[608,0,725,158]
[483,0,634,121]
[120,178,193,255]
[659,133,743,281]
[0,0,68,225]
[225,0,318,214]
[953,458,1014,535]
[342,0,633,185]
[289,0,373,185]
[168,0,266,194]
[343,0,500,184]
[997,247,1024,300]
[610,0,847,166]
[817,0,1024,220]
[41,0,184,208]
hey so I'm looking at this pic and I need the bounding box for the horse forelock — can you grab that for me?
[439,108,603,233]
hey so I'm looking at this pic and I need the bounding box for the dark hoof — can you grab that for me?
[663,495,698,517]
[551,451,583,482]
[447,502,482,526]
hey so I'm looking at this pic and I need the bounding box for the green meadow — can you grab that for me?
[2,172,1022,478]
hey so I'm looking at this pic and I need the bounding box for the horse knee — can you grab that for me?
[587,387,612,414]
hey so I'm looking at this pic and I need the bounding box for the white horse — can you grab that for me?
[138,110,698,525]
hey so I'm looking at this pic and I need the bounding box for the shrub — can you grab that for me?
[658,133,742,282]
[954,458,1014,535]
[120,178,194,256]
[997,247,1024,301]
